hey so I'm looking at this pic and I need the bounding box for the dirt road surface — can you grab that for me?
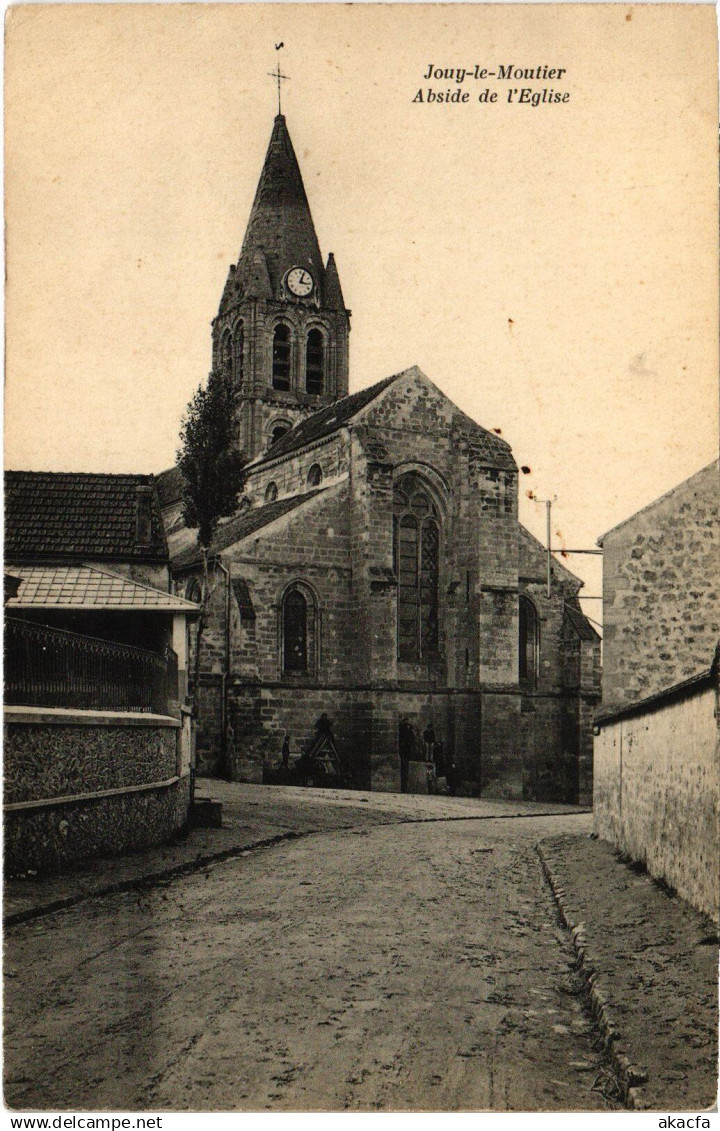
[5,811,621,1112]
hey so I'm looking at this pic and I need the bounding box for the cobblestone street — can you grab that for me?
[4,799,625,1112]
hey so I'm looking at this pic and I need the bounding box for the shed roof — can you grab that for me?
[6,564,199,612]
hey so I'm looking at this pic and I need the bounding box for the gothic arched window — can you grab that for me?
[393,476,440,662]
[281,584,317,675]
[265,482,278,503]
[519,596,540,689]
[234,320,244,386]
[220,329,233,377]
[272,324,291,390]
[305,329,324,395]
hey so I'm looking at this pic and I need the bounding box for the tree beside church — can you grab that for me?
[157,112,600,802]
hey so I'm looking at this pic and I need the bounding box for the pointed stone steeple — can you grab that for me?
[323,253,345,310]
[236,115,323,300]
[212,113,351,461]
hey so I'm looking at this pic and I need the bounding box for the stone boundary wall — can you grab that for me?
[601,461,719,709]
[3,708,190,874]
[594,676,719,921]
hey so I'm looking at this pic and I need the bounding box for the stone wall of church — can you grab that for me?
[187,486,356,775]
[178,375,599,800]
[246,432,349,503]
[224,683,479,793]
[214,679,585,802]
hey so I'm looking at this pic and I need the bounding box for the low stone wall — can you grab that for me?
[4,708,190,874]
[594,675,719,921]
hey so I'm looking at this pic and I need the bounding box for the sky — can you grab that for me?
[5,4,719,618]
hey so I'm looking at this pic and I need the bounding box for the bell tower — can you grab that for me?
[212,114,351,461]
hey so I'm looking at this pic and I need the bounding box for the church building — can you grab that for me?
[159,112,600,803]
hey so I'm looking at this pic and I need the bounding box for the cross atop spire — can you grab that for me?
[267,47,289,115]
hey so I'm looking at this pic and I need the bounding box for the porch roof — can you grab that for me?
[5,565,200,613]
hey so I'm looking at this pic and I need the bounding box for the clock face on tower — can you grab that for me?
[285,267,314,297]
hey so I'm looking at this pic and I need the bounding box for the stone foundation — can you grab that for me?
[199,680,589,801]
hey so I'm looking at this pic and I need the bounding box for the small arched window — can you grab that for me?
[393,475,441,662]
[306,464,323,488]
[234,320,244,386]
[305,329,324,395]
[220,329,233,377]
[519,596,540,689]
[272,324,291,390]
[265,482,278,503]
[186,578,203,605]
[269,424,289,448]
[281,584,317,675]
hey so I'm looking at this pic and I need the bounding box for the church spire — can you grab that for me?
[212,108,351,461]
[236,114,324,301]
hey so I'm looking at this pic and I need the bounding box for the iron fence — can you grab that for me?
[4,617,177,714]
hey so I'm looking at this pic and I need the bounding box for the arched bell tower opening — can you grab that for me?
[211,114,351,461]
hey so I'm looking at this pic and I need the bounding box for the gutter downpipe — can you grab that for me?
[216,557,232,780]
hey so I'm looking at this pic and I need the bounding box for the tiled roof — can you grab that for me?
[564,600,600,641]
[6,565,199,612]
[518,524,580,587]
[173,489,325,569]
[250,374,398,467]
[5,471,167,561]
[4,573,22,602]
[155,466,185,509]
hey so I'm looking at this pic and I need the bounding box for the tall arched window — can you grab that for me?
[281,584,317,675]
[220,329,233,376]
[305,329,324,395]
[234,320,244,386]
[272,324,291,390]
[265,481,278,503]
[393,475,440,662]
[519,596,540,689]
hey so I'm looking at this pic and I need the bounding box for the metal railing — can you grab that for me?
[4,617,177,715]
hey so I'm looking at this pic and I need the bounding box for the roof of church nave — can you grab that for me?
[171,487,326,571]
[248,365,515,472]
[250,372,399,465]
[157,366,516,510]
